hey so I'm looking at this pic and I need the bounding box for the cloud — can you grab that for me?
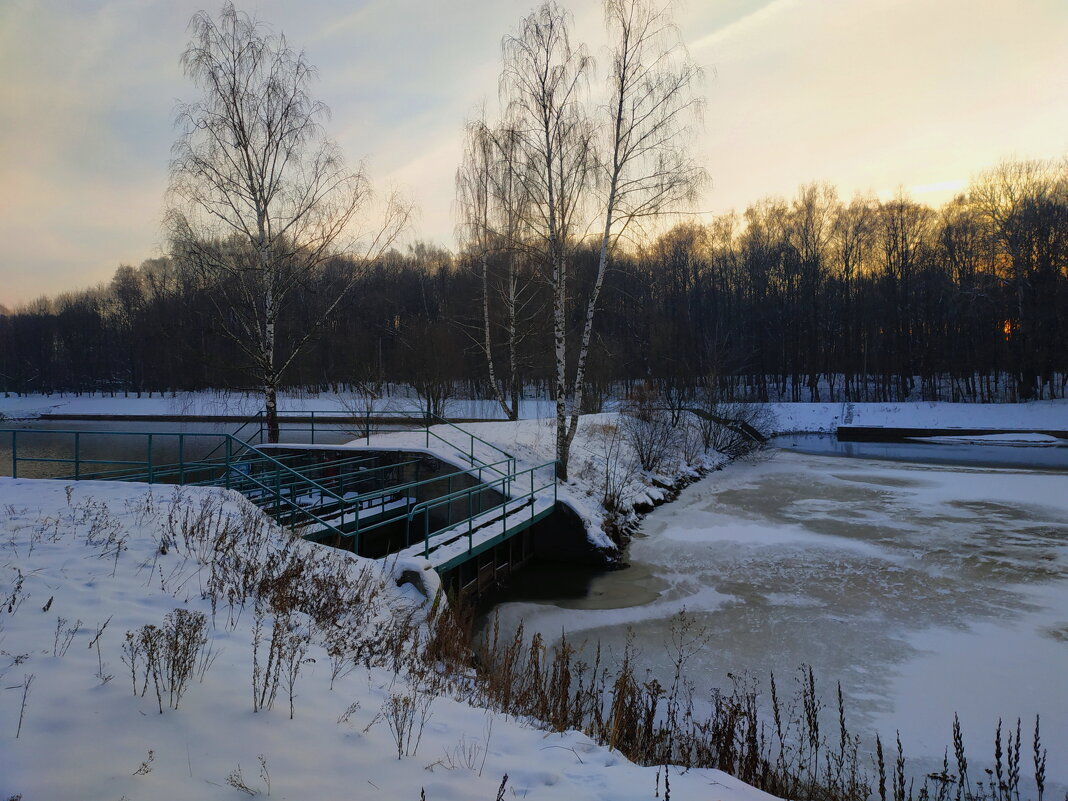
[1,0,1066,306]
[689,0,801,53]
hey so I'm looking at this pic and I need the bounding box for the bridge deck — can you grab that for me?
[393,494,556,572]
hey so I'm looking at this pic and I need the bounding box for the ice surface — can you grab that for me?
[494,450,1068,791]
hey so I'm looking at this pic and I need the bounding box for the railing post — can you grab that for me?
[10,431,16,479]
[74,432,81,480]
[147,434,154,484]
[468,488,473,553]
[447,474,453,526]
[366,408,371,445]
[310,412,315,444]
[225,437,232,489]
[179,434,185,485]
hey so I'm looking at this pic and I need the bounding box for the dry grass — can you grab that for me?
[403,605,1054,801]
[4,488,1054,801]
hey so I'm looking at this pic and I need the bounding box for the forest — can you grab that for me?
[2,159,1065,406]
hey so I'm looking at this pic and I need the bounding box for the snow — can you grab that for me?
[0,390,557,421]
[492,450,1068,793]
[769,399,1068,433]
[910,432,1064,445]
[4,397,1065,797]
[5,391,1065,440]
[343,413,725,553]
[0,476,779,801]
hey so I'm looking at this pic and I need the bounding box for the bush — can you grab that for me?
[621,383,679,472]
[697,397,776,458]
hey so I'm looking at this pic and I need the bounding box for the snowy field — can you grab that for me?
[0,478,779,801]
[492,450,1068,794]
[0,390,557,421]
[2,390,1067,436]
[3,399,1065,798]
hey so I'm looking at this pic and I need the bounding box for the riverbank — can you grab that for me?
[0,391,556,421]
[3,391,1067,436]
[0,477,776,801]
[355,413,729,561]
[768,398,1068,433]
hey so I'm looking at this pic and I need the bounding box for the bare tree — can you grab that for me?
[877,190,933,398]
[562,0,704,476]
[167,3,408,440]
[500,0,703,480]
[971,159,1065,399]
[456,117,536,420]
[500,2,594,477]
[832,193,876,398]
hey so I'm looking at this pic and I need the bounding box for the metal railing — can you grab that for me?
[248,409,518,479]
[422,414,516,480]
[310,457,518,551]
[405,461,557,561]
[3,410,555,568]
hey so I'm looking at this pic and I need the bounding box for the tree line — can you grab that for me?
[2,157,1065,405]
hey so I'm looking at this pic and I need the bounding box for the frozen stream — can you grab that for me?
[492,449,1068,789]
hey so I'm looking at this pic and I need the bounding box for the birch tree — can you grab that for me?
[167,3,408,440]
[500,0,703,480]
[457,117,536,420]
[501,2,594,478]
[567,0,704,468]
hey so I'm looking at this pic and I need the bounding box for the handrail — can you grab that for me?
[1,426,345,501]
[228,434,345,502]
[228,463,345,539]
[316,456,522,549]
[404,460,557,559]
[424,413,516,478]
[4,416,558,571]
[342,457,514,508]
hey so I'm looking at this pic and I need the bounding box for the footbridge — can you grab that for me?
[2,411,560,592]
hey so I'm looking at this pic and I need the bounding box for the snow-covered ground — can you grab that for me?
[767,399,1068,433]
[3,399,1065,798]
[3,391,1067,437]
[0,390,557,421]
[0,477,778,801]
[350,414,725,553]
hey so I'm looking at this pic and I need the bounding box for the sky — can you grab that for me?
[0,0,1066,308]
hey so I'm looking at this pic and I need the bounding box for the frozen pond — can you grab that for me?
[774,432,1068,470]
[493,448,1068,789]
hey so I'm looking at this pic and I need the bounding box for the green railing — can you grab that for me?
[3,428,251,483]
[311,457,518,550]
[1,428,350,539]
[250,409,517,479]
[246,408,443,446]
[421,414,516,480]
[405,461,557,561]
[2,410,555,569]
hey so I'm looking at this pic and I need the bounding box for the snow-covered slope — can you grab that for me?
[0,477,777,801]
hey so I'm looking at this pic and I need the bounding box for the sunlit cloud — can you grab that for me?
[1,0,1066,306]
[909,179,967,198]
